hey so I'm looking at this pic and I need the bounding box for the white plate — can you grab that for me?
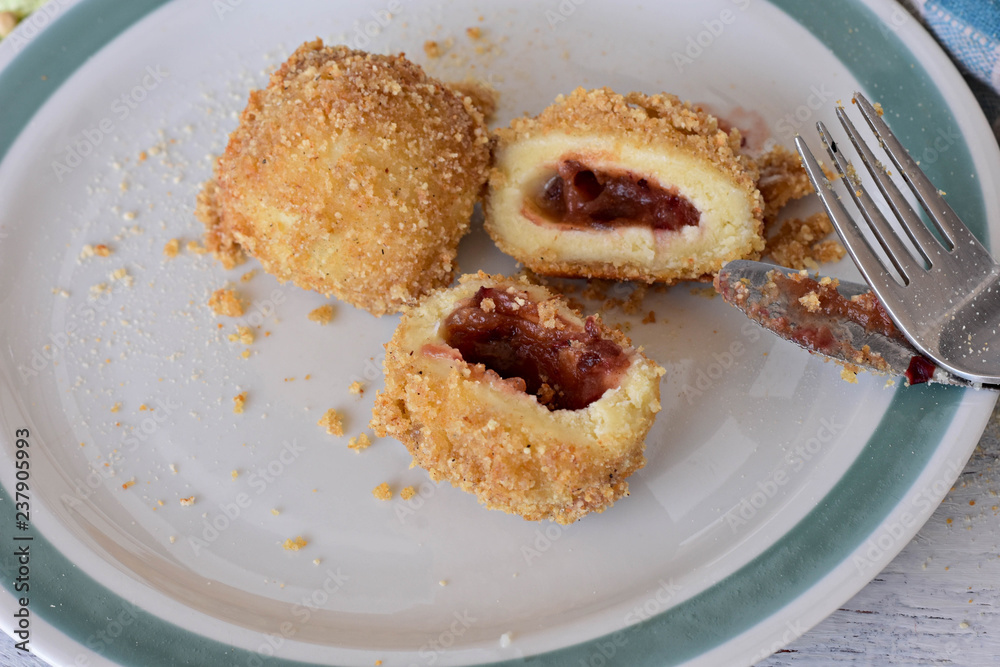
[1,1,998,665]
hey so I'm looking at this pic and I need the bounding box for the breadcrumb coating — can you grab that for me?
[200,40,491,316]
[371,272,665,524]
[766,212,846,270]
[755,144,813,225]
[485,87,765,283]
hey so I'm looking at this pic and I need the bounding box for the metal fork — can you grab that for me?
[794,92,1000,385]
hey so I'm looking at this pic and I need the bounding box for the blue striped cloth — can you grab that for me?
[906,0,1000,134]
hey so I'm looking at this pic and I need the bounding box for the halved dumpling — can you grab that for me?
[485,87,765,283]
[370,272,665,524]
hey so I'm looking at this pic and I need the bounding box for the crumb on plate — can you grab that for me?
[282,536,308,551]
[209,288,245,317]
[318,409,344,436]
[308,304,335,325]
[349,433,372,451]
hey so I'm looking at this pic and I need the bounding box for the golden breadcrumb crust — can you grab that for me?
[766,212,846,270]
[370,272,665,524]
[754,144,814,225]
[200,40,491,316]
[485,87,765,283]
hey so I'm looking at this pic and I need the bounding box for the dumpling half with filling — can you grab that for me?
[485,87,765,283]
[370,272,664,524]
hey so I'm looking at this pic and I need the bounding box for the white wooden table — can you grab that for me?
[4,399,998,665]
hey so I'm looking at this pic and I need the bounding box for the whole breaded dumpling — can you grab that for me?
[485,87,765,283]
[371,272,665,524]
[199,40,491,316]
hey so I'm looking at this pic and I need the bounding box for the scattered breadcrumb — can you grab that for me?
[349,381,365,395]
[798,291,822,313]
[282,536,308,551]
[186,240,207,255]
[642,311,657,324]
[372,482,392,500]
[400,486,416,500]
[233,391,247,414]
[163,238,180,258]
[231,470,239,480]
[241,349,251,359]
[228,325,254,344]
[755,145,814,225]
[424,40,442,58]
[439,579,448,586]
[841,366,859,384]
[110,402,122,413]
[121,478,136,490]
[110,267,132,286]
[873,102,884,116]
[308,304,335,324]
[80,244,112,260]
[689,287,717,299]
[466,26,482,40]
[349,433,372,452]
[139,404,149,411]
[318,409,344,437]
[240,269,257,282]
[622,285,647,315]
[209,288,244,317]
[179,496,196,506]
[169,464,178,474]
[766,212,846,270]
[271,508,280,516]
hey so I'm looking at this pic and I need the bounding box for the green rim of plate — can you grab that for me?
[0,0,986,665]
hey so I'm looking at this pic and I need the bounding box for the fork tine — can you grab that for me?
[794,135,905,299]
[853,92,987,256]
[818,119,921,283]
[834,106,939,269]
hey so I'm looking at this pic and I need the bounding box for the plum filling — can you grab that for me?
[533,159,701,231]
[441,287,630,411]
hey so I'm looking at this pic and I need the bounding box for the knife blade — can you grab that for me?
[714,260,975,388]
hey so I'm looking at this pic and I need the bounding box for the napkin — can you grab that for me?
[903,0,1000,134]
